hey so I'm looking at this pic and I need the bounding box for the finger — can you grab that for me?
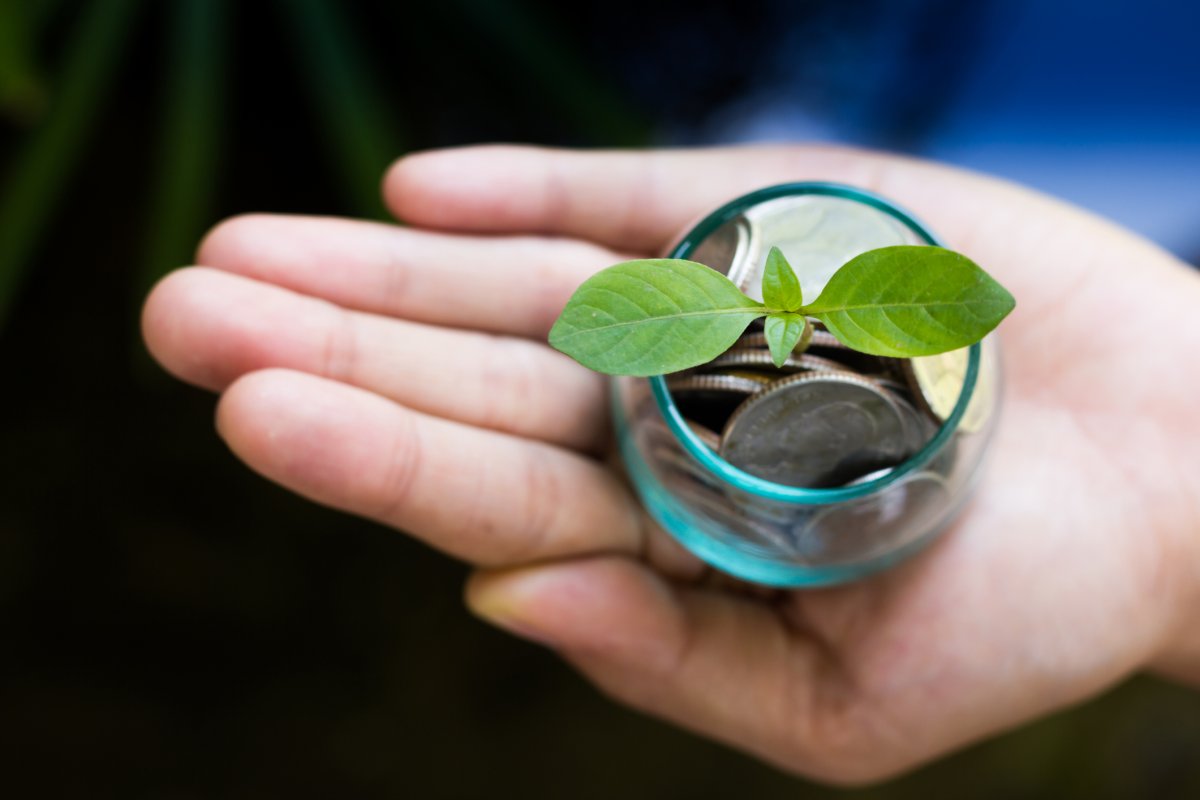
[196,213,618,338]
[216,369,644,566]
[381,143,1156,272]
[465,556,887,785]
[385,143,1191,366]
[144,268,606,451]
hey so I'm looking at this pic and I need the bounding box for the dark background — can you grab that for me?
[2,1,1199,797]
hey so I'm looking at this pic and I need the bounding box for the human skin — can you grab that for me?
[141,144,1200,784]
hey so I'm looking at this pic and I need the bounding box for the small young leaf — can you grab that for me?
[764,313,809,367]
[801,246,1015,357]
[549,259,767,376]
[762,246,803,311]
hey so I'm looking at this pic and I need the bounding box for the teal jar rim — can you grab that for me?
[650,181,980,505]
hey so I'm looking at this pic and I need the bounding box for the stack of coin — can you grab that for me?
[628,190,997,567]
[667,320,947,489]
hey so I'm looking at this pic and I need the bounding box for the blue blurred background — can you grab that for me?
[1,1,1198,797]
[687,0,1200,260]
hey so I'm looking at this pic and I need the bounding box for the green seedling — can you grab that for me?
[549,245,1015,377]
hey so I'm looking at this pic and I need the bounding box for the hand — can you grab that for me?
[142,145,1200,784]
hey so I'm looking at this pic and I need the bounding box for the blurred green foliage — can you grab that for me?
[141,0,224,294]
[0,0,141,327]
[0,0,648,330]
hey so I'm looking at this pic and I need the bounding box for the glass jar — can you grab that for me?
[612,182,1002,587]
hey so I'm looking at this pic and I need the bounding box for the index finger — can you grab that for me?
[382,144,1062,258]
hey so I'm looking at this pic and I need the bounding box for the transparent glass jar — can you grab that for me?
[612,182,1002,587]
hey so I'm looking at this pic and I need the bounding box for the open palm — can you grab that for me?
[143,145,1200,783]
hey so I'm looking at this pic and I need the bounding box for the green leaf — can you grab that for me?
[764,313,808,368]
[549,259,767,376]
[801,246,1015,357]
[762,246,803,311]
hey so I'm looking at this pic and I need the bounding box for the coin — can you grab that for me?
[871,376,912,396]
[814,348,906,378]
[720,371,917,488]
[798,471,951,564]
[731,196,923,302]
[901,344,995,434]
[685,215,752,277]
[666,373,764,396]
[893,393,939,454]
[705,349,854,375]
[685,419,722,450]
[736,325,839,351]
[663,473,799,554]
[723,334,906,387]
[667,373,764,436]
[639,416,722,492]
[707,369,775,385]
[735,324,910,377]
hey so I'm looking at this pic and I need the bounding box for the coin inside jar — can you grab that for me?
[684,419,722,451]
[666,373,764,436]
[683,215,752,277]
[733,195,923,302]
[799,471,951,563]
[737,327,844,351]
[732,327,909,383]
[704,349,854,375]
[720,372,917,488]
[901,344,995,434]
[659,194,967,491]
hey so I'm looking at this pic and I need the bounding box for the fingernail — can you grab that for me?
[467,584,558,648]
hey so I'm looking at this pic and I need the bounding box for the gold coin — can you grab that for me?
[903,345,994,434]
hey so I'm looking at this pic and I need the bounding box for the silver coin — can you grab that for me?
[683,215,753,277]
[892,392,939,454]
[817,349,904,378]
[666,373,764,397]
[736,325,843,351]
[663,474,799,555]
[668,373,766,437]
[705,349,853,375]
[798,471,951,564]
[736,329,907,379]
[641,421,721,491]
[720,371,916,488]
[731,196,923,303]
[873,376,912,395]
[823,389,932,475]
[701,369,775,385]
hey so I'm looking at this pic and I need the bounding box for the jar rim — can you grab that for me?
[648,181,981,505]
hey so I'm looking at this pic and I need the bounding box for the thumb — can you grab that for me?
[465,556,868,783]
